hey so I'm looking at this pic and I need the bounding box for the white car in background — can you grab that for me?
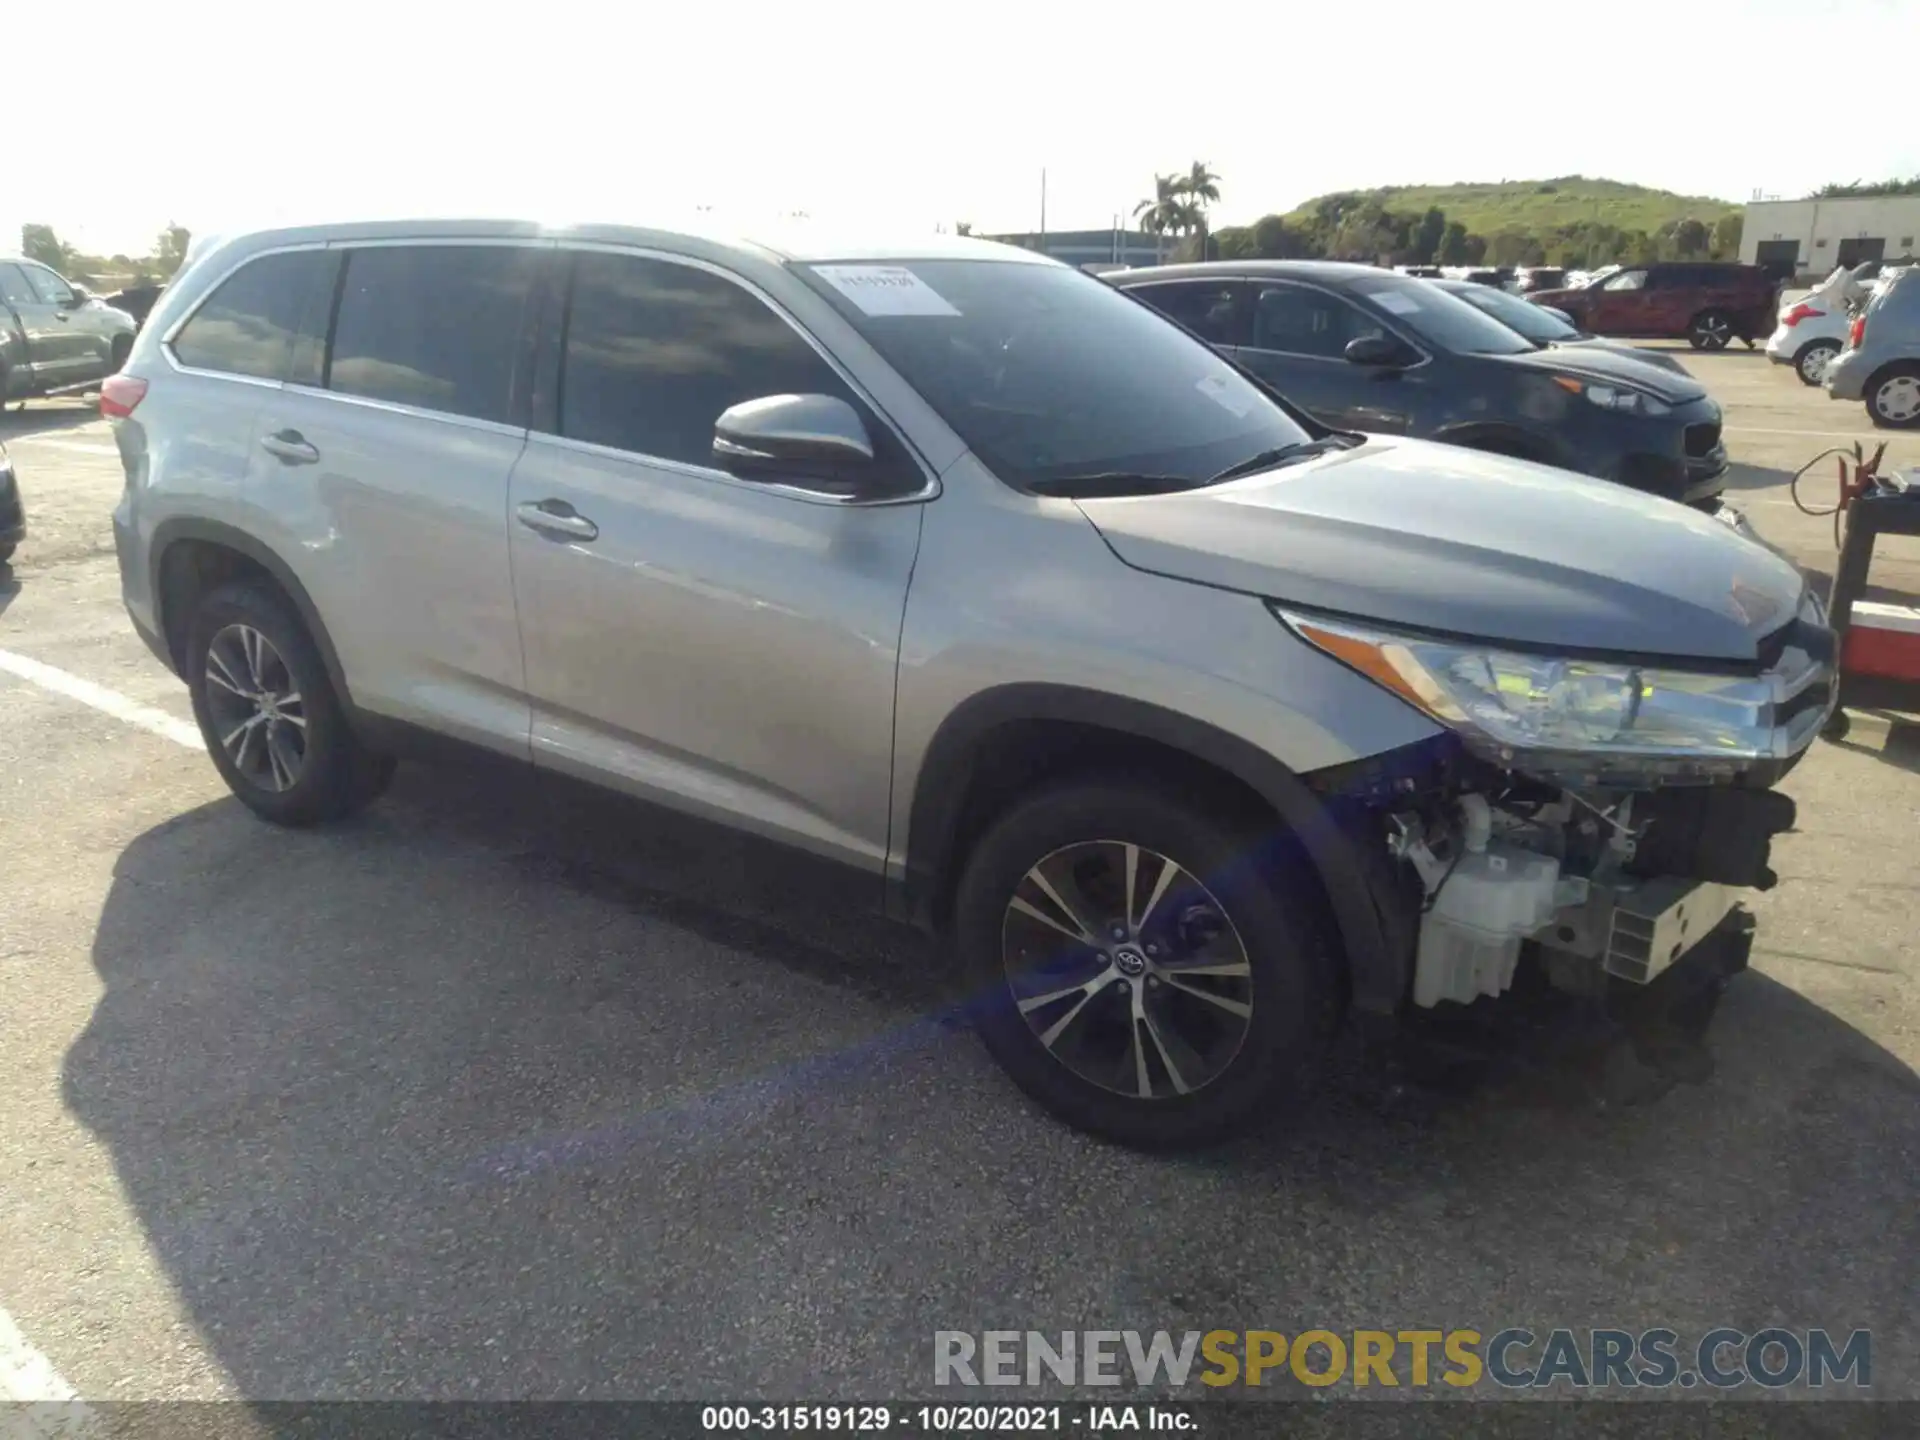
[1765,266,1868,386]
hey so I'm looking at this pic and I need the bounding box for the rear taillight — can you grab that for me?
[1781,303,1822,327]
[1849,315,1867,349]
[100,374,147,419]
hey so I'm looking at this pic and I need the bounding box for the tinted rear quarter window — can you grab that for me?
[172,249,337,381]
[327,245,539,424]
[1131,281,1249,346]
[557,252,861,468]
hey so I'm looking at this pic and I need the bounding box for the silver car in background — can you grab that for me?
[1825,265,1920,428]
[109,218,1830,1145]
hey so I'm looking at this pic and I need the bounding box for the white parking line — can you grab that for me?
[0,650,202,750]
[1724,426,1882,439]
[0,1305,93,1434]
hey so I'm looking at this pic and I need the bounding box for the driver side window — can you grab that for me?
[21,264,75,305]
[1602,269,1648,292]
[1251,284,1382,359]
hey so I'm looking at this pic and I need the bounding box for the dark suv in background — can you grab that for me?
[1529,263,1782,351]
[1117,262,1729,508]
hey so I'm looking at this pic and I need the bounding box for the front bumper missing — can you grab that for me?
[1539,874,1740,986]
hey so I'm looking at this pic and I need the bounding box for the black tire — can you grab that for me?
[953,777,1335,1149]
[109,334,133,371]
[1821,709,1851,743]
[1864,363,1920,430]
[185,579,393,825]
[1687,310,1734,351]
[0,541,15,565]
[1792,339,1841,387]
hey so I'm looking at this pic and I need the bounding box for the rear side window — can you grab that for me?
[327,245,539,425]
[172,250,335,381]
[558,252,857,467]
[1130,281,1250,347]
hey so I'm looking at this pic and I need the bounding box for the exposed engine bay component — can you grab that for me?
[1388,774,1783,1013]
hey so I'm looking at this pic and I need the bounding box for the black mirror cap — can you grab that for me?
[1345,334,1406,367]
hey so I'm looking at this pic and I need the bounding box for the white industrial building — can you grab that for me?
[1739,195,1920,279]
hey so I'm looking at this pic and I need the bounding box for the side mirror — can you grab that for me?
[1344,334,1406,367]
[60,288,87,309]
[714,393,876,485]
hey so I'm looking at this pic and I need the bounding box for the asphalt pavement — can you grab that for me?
[0,347,1915,1406]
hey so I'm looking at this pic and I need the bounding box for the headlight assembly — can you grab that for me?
[1281,611,1819,777]
[1553,374,1671,416]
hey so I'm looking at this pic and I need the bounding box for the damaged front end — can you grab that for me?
[1288,595,1834,1102]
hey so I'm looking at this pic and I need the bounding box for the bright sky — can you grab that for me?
[12,0,1917,258]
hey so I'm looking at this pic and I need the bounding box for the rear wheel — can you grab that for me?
[1865,364,1920,429]
[185,580,394,825]
[1793,338,1841,386]
[954,778,1334,1149]
[1688,310,1734,351]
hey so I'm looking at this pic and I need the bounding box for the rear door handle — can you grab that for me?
[260,429,320,465]
[516,499,599,542]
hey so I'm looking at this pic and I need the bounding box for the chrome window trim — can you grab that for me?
[548,240,941,506]
[280,382,531,440]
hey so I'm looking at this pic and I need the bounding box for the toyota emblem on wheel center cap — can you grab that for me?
[1112,946,1148,976]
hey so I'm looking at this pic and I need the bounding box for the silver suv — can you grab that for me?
[110,218,1833,1146]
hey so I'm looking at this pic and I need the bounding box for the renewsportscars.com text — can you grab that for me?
[934,1328,1871,1391]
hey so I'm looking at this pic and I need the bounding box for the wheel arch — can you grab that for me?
[149,518,353,707]
[894,683,1414,1014]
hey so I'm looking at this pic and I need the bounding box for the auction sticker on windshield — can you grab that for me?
[1195,374,1254,417]
[814,265,961,317]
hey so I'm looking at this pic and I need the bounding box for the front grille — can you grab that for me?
[1684,421,1722,457]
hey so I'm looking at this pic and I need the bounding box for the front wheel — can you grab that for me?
[1688,310,1734,351]
[953,778,1334,1149]
[1865,364,1920,429]
[1793,339,1841,387]
[186,580,394,825]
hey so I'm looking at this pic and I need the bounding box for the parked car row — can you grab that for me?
[1529,263,1782,352]
[1118,261,1728,508]
[102,218,1825,1145]
[0,256,139,406]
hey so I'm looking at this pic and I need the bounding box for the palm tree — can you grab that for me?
[1134,174,1184,262]
[1177,162,1222,260]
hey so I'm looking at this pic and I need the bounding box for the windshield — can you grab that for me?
[1441,282,1578,342]
[1346,274,1537,356]
[795,260,1313,491]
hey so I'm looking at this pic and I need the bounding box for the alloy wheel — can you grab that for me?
[1000,840,1253,1100]
[1873,375,1920,424]
[203,624,308,792]
[1695,316,1730,348]
[1799,344,1838,384]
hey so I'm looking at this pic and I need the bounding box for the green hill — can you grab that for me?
[1283,177,1739,238]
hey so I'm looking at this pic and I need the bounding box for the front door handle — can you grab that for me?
[516,499,599,542]
[260,429,320,465]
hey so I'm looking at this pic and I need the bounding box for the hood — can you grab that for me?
[1547,335,1694,376]
[1075,437,1806,665]
[1484,342,1707,401]
[1526,286,1583,307]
